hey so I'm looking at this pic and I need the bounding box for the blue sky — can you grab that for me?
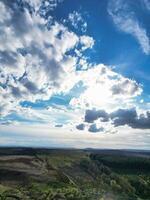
[0,0,150,149]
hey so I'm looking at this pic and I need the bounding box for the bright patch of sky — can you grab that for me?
[0,0,150,149]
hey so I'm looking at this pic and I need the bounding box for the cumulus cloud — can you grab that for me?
[70,64,142,111]
[111,79,140,97]
[111,108,137,126]
[76,123,85,130]
[111,108,150,129]
[108,0,150,54]
[80,35,95,50]
[88,124,104,133]
[85,109,109,123]
[0,0,93,117]
[0,0,146,133]
[78,108,150,132]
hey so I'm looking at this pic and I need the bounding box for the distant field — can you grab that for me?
[0,148,150,200]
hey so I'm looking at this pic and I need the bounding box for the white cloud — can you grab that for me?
[70,64,142,111]
[0,124,150,149]
[0,0,150,150]
[108,0,150,55]
[25,0,63,12]
[0,0,144,133]
[0,2,11,23]
[143,0,150,10]
[80,35,95,50]
[0,1,93,117]
[68,11,87,32]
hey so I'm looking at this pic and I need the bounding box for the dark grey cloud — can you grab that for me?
[78,108,150,132]
[85,109,109,123]
[0,51,18,67]
[20,76,38,94]
[111,108,150,129]
[23,81,38,94]
[76,123,85,130]
[133,112,150,129]
[110,108,137,127]
[55,124,63,127]
[11,86,22,98]
[88,124,104,133]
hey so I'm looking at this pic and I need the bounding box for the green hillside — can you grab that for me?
[0,148,149,200]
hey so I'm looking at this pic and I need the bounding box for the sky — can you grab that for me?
[0,0,150,149]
